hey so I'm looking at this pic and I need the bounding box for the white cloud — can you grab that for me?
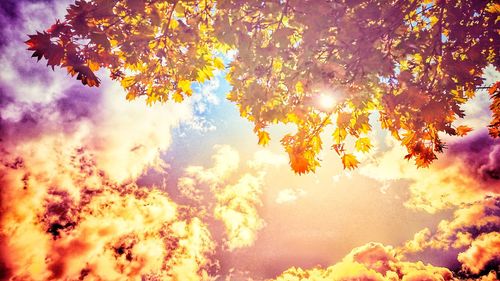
[248,149,288,169]
[275,188,307,204]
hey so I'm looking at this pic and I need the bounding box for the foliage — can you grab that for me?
[27,0,500,173]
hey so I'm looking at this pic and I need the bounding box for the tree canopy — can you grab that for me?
[26,0,500,173]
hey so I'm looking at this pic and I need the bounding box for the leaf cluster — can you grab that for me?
[27,0,500,173]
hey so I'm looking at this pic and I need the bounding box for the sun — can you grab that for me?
[318,93,336,111]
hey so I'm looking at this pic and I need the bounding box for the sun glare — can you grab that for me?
[318,94,336,110]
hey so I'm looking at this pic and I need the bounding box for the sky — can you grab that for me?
[0,1,499,281]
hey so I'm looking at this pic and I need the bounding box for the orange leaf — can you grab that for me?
[489,82,500,95]
[258,131,270,146]
[342,153,359,170]
[456,125,473,137]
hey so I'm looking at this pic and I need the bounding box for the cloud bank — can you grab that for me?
[1,1,499,281]
[177,145,270,251]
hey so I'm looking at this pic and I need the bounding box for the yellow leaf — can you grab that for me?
[355,137,372,153]
[429,15,438,26]
[332,127,347,144]
[178,79,192,95]
[310,135,322,152]
[413,53,422,63]
[295,81,304,95]
[126,90,136,101]
[399,60,409,71]
[213,57,225,70]
[169,19,179,30]
[196,69,208,82]
[148,40,158,49]
[172,91,184,103]
[286,113,300,123]
[146,95,158,106]
[272,59,283,72]
[342,153,359,170]
[196,66,215,83]
[486,3,500,13]
[121,76,135,88]
[402,131,415,146]
[257,131,270,146]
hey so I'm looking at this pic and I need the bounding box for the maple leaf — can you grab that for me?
[213,57,225,70]
[25,31,64,69]
[25,31,50,61]
[411,142,437,168]
[355,138,372,153]
[341,154,359,170]
[257,131,270,146]
[26,0,499,173]
[401,131,415,146]
[65,0,94,35]
[288,148,311,175]
[456,125,473,137]
[172,91,184,103]
[89,32,111,50]
[67,64,100,87]
[178,80,192,96]
[488,82,500,138]
[47,20,70,36]
[489,82,500,95]
[332,127,347,145]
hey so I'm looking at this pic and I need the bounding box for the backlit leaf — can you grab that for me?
[342,154,359,170]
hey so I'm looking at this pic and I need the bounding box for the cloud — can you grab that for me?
[1,82,192,184]
[269,198,498,281]
[447,133,500,184]
[0,0,194,183]
[360,132,500,213]
[399,197,499,279]
[0,2,216,280]
[192,75,221,114]
[272,242,453,281]
[0,0,73,108]
[178,72,223,134]
[451,65,500,131]
[275,188,307,204]
[400,197,499,254]
[248,149,288,169]
[457,232,500,275]
[178,145,240,202]
[0,138,215,280]
[214,173,265,250]
[84,82,192,182]
[177,145,265,251]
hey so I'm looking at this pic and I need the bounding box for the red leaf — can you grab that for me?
[25,31,51,61]
[26,31,65,69]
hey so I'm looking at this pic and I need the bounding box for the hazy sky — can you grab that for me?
[1,1,499,280]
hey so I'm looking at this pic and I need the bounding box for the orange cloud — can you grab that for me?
[214,173,265,250]
[400,198,499,254]
[360,133,500,213]
[178,145,266,251]
[272,243,453,281]
[458,232,500,275]
[0,137,214,280]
